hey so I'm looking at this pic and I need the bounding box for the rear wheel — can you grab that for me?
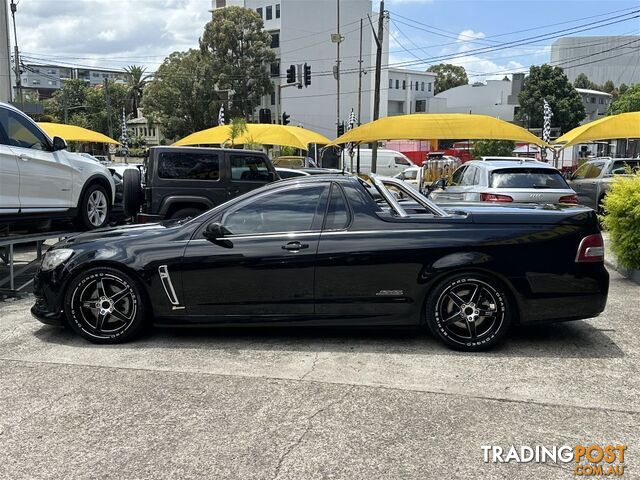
[122,169,142,218]
[426,273,511,351]
[64,267,147,344]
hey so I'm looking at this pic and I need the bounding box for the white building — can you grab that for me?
[387,68,436,115]
[127,108,164,146]
[575,88,613,124]
[550,36,640,86]
[211,0,432,138]
[427,76,524,121]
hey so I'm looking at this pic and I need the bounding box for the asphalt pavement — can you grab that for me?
[0,269,638,479]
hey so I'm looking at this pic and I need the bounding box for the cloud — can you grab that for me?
[15,0,211,71]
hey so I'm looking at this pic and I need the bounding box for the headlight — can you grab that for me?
[41,249,74,271]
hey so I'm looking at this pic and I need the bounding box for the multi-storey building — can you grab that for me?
[211,0,435,138]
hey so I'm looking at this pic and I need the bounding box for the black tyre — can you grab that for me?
[122,169,142,218]
[77,184,110,229]
[425,273,512,351]
[64,267,147,344]
[169,207,203,220]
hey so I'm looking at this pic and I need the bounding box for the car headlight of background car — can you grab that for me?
[41,249,74,271]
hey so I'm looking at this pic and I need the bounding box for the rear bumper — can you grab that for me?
[515,265,609,324]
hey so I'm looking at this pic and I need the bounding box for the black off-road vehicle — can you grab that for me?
[123,146,279,222]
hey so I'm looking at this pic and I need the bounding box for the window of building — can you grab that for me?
[32,79,41,85]
[47,80,57,86]
[389,79,393,89]
[428,82,432,92]
[256,7,262,18]
[92,72,99,78]
[158,152,220,180]
[266,5,272,20]
[402,80,406,90]
[590,96,596,103]
[415,81,419,91]
[270,91,276,105]
[395,79,399,89]
[216,0,226,7]
[270,32,279,48]
[421,82,424,91]
[276,4,280,18]
[270,60,280,76]
[415,99,426,112]
[47,69,57,75]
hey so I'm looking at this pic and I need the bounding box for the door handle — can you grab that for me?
[282,241,309,251]
[228,187,241,196]
[19,154,30,162]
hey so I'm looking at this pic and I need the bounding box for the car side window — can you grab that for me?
[222,185,327,235]
[324,184,350,230]
[394,156,411,166]
[610,160,640,175]
[157,152,220,180]
[449,165,467,186]
[573,162,604,179]
[460,166,477,186]
[230,154,270,181]
[0,109,50,151]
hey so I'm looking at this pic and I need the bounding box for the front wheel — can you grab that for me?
[77,184,110,229]
[425,273,512,351]
[64,267,147,344]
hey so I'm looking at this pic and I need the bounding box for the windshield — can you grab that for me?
[573,162,604,180]
[610,160,640,175]
[490,168,569,189]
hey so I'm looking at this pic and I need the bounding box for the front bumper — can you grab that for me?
[31,267,66,327]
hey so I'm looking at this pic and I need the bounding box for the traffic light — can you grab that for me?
[282,112,290,125]
[337,121,345,136]
[303,63,311,87]
[286,65,296,84]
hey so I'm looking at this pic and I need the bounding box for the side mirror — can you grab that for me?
[269,171,278,182]
[203,222,230,241]
[52,136,67,151]
[428,177,447,192]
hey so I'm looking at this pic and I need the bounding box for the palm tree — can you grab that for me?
[124,65,149,115]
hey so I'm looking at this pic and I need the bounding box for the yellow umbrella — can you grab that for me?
[174,124,330,149]
[37,122,119,144]
[330,113,547,146]
[553,112,640,148]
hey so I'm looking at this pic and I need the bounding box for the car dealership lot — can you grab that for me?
[0,270,638,479]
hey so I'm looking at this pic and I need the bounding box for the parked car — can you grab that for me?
[0,102,116,230]
[567,158,640,213]
[429,160,578,205]
[275,167,310,179]
[32,174,608,351]
[132,146,279,222]
[107,163,144,223]
[349,148,415,176]
[394,166,421,188]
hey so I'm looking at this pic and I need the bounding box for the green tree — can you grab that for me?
[44,79,90,122]
[573,73,592,89]
[472,139,515,158]
[426,63,468,94]
[608,83,640,114]
[226,117,247,147]
[142,49,222,140]
[84,81,129,138]
[124,65,149,114]
[516,65,586,133]
[601,80,615,94]
[200,6,275,118]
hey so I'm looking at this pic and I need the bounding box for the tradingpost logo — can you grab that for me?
[482,444,627,476]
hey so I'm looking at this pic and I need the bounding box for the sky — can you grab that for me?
[14,0,640,81]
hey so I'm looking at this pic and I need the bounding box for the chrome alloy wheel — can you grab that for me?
[71,273,137,336]
[87,190,108,227]
[434,278,505,345]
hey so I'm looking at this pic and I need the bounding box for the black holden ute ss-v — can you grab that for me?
[32,174,609,351]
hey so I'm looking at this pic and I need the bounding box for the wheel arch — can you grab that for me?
[64,261,155,318]
[420,265,523,326]
[77,174,114,208]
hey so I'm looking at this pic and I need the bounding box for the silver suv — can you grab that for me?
[429,159,578,204]
[567,157,640,213]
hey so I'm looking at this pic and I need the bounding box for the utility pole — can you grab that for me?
[356,18,363,173]
[371,0,384,173]
[9,0,21,103]
[336,0,341,139]
[104,78,113,140]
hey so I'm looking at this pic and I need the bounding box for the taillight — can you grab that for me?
[575,234,604,263]
[559,195,579,204]
[480,193,513,202]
